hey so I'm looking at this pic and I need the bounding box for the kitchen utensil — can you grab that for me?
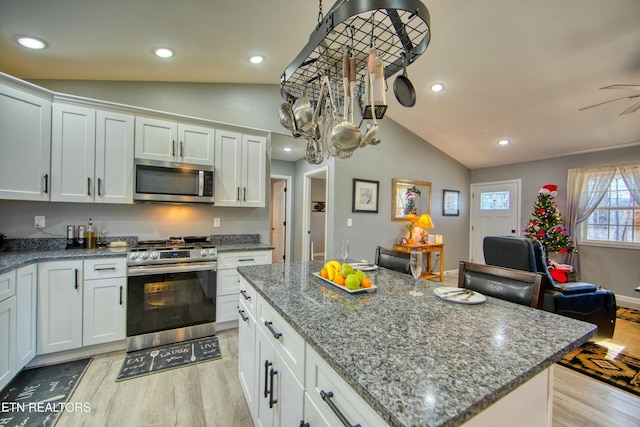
[292,88,314,136]
[361,48,380,147]
[331,53,361,151]
[149,350,160,370]
[278,102,300,137]
[394,52,416,107]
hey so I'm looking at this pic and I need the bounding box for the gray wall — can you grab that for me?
[471,145,640,299]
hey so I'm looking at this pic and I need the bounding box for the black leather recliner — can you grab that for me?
[483,235,616,340]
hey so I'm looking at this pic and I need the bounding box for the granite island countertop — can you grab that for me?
[238,261,596,427]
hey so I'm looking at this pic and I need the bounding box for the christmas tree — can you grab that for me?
[523,184,576,257]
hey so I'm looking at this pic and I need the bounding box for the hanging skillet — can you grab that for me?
[394,52,416,107]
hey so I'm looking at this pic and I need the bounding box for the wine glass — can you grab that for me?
[340,240,349,263]
[409,251,423,296]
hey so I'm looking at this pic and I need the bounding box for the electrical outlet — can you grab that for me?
[35,216,45,228]
[214,217,220,227]
[347,218,352,227]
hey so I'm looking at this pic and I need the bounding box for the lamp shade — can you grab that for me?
[415,214,435,229]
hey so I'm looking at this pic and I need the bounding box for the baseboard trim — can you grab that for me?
[616,294,640,310]
[27,340,126,368]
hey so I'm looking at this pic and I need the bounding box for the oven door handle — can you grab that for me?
[127,262,217,276]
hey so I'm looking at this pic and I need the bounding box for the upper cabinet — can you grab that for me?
[0,83,51,201]
[135,117,215,166]
[215,130,266,207]
[51,103,134,204]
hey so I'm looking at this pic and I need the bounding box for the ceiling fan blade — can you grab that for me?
[578,95,638,111]
[601,84,640,91]
[620,97,640,115]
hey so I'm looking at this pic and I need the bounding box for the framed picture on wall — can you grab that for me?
[352,179,379,213]
[443,189,460,216]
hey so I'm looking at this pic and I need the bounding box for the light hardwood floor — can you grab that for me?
[57,280,640,427]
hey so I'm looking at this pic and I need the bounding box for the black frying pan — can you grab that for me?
[394,52,416,107]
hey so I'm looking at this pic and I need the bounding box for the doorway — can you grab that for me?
[270,175,292,264]
[302,166,328,262]
[470,180,521,263]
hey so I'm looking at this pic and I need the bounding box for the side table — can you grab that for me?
[393,243,444,282]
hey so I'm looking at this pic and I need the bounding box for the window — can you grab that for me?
[582,173,640,244]
[480,191,510,210]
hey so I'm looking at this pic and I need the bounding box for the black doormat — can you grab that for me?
[558,342,640,396]
[0,358,91,427]
[116,336,222,382]
[617,307,640,324]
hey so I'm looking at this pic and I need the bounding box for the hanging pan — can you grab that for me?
[394,52,416,107]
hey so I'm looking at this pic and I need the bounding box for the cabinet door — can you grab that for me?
[214,130,242,206]
[178,123,215,165]
[272,352,304,427]
[37,261,83,354]
[241,134,266,207]
[217,268,241,296]
[16,264,37,371]
[238,300,258,420]
[0,296,17,391]
[96,110,134,204]
[255,325,276,427]
[51,103,96,202]
[134,117,177,162]
[216,294,240,324]
[0,270,16,303]
[83,277,126,346]
[0,84,51,201]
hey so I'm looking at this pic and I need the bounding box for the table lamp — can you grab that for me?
[415,214,435,243]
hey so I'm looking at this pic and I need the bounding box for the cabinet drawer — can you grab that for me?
[217,294,240,324]
[305,346,387,427]
[0,270,16,303]
[84,258,126,280]
[217,268,241,296]
[257,296,305,384]
[238,277,257,317]
[217,251,271,269]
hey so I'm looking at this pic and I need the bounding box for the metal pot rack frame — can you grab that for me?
[280,0,431,120]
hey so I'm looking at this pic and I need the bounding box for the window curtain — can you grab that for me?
[565,166,616,272]
[620,163,640,205]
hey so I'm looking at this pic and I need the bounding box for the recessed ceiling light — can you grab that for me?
[154,47,174,58]
[497,139,511,146]
[282,146,293,152]
[249,55,264,64]
[16,36,47,50]
[430,83,445,92]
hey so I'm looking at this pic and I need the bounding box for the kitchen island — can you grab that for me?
[238,261,596,427]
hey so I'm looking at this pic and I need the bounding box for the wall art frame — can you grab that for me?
[352,179,379,213]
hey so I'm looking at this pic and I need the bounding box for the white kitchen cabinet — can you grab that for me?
[238,298,258,420]
[15,264,37,371]
[135,117,214,165]
[83,258,126,346]
[0,270,17,391]
[216,251,271,329]
[95,110,135,203]
[0,269,16,303]
[37,260,83,355]
[51,104,134,203]
[255,322,304,427]
[0,82,51,201]
[214,130,266,207]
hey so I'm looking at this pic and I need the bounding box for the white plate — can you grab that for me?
[312,273,377,293]
[348,263,379,271]
[433,286,486,304]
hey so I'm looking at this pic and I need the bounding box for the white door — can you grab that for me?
[271,180,286,264]
[470,180,521,263]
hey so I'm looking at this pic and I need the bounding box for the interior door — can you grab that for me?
[470,180,521,263]
[271,179,286,264]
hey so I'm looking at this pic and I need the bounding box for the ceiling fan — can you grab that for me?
[579,84,640,115]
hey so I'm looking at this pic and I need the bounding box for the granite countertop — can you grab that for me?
[238,261,596,427]
[0,240,273,275]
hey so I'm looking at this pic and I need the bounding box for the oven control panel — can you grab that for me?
[128,246,217,265]
[160,250,190,259]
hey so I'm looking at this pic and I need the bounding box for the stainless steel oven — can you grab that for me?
[126,239,217,352]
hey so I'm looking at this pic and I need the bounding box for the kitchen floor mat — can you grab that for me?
[116,336,221,382]
[617,307,640,324]
[0,358,92,426]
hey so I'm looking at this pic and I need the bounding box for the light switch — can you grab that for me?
[214,217,221,227]
[347,218,352,227]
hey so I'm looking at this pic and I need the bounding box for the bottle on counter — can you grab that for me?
[85,218,97,249]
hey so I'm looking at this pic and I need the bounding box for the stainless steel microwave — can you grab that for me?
[134,159,215,204]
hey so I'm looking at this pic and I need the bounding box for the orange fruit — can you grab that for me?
[335,276,345,286]
[320,268,328,278]
[361,278,373,288]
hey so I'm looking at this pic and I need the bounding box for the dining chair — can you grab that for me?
[374,246,411,275]
[458,261,545,308]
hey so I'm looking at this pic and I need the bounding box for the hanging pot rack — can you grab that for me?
[280,0,431,108]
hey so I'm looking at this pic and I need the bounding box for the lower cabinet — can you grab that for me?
[37,260,83,354]
[15,264,37,371]
[238,298,258,420]
[0,293,17,391]
[38,258,126,355]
